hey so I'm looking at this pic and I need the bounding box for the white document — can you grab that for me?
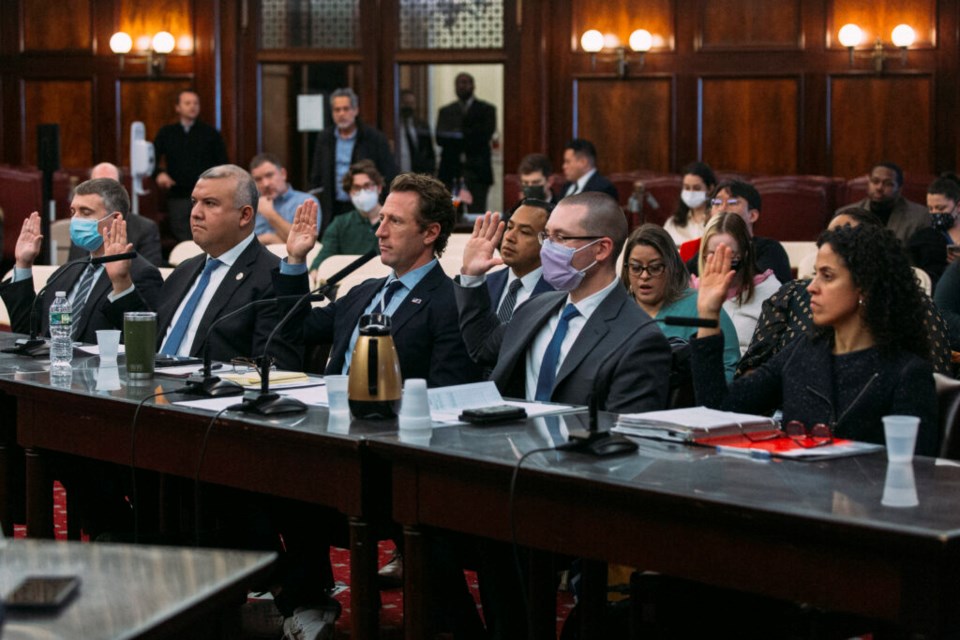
[77,344,126,355]
[297,95,325,131]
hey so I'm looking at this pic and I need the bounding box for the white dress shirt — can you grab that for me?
[496,266,543,316]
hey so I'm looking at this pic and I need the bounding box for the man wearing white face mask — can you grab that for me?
[456,191,671,412]
[309,160,383,275]
[0,178,162,344]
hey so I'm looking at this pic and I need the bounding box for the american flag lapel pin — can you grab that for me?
[411,298,422,304]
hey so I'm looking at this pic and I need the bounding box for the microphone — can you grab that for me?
[89,251,137,265]
[1,253,123,356]
[176,293,327,397]
[561,314,718,456]
[230,250,378,415]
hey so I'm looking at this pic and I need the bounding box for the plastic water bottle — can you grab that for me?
[49,291,73,373]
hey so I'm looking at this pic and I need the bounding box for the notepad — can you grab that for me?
[220,371,311,386]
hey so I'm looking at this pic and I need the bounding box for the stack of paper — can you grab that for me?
[613,406,778,442]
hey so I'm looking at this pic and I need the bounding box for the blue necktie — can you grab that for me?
[534,304,580,402]
[161,258,222,355]
[70,264,98,339]
[379,279,405,313]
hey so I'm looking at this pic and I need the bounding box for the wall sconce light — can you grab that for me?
[838,23,915,73]
[580,29,653,78]
[110,30,177,77]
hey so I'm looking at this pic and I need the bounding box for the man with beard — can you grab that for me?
[836,162,929,244]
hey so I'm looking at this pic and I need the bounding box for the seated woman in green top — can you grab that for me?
[309,159,383,277]
[621,224,740,381]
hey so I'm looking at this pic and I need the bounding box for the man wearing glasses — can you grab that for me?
[249,153,321,245]
[686,179,792,284]
[457,191,671,412]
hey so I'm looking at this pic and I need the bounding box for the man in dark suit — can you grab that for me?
[103,164,301,370]
[398,89,436,175]
[276,172,485,638]
[2,178,163,344]
[278,172,481,387]
[484,198,554,322]
[456,192,671,638]
[67,162,163,266]
[457,191,671,411]
[559,138,619,201]
[309,87,397,224]
[436,73,497,212]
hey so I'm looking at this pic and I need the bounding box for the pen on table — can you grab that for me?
[715,445,772,460]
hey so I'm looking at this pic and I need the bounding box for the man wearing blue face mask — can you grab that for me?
[0,178,163,344]
[455,191,671,412]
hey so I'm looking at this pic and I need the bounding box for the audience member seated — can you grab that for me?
[67,163,163,267]
[686,179,792,283]
[308,160,383,276]
[622,224,739,380]
[693,223,939,455]
[695,213,781,356]
[103,164,301,369]
[516,152,557,206]
[250,153,321,246]
[2,178,163,342]
[558,138,619,200]
[909,174,960,290]
[740,210,953,376]
[836,161,929,245]
[663,161,716,246]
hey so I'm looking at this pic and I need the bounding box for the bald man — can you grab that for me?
[68,162,163,266]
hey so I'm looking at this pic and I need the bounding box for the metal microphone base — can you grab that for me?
[561,429,639,457]
[228,392,308,416]
[178,375,244,398]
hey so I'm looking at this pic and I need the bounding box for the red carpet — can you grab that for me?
[14,483,575,638]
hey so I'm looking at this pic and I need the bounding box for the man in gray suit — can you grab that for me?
[456,191,671,412]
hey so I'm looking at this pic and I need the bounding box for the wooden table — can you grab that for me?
[0,539,275,639]
[368,412,960,639]
[0,339,392,640]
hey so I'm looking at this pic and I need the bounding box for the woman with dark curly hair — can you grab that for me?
[621,224,740,380]
[691,223,938,454]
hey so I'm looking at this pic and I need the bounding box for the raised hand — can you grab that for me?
[461,211,504,277]
[103,216,134,293]
[15,212,44,269]
[696,242,736,337]
[286,199,318,264]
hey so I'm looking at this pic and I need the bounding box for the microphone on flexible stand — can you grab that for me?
[561,314,718,456]
[2,252,139,356]
[230,250,378,415]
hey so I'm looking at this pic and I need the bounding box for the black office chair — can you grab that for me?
[935,373,960,459]
[667,337,695,409]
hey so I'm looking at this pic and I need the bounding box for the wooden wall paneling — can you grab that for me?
[23,80,94,169]
[119,0,193,50]
[699,0,801,50]
[193,0,218,147]
[119,80,193,167]
[829,75,933,177]
[828,0,936,49]
[219,0,238,164]
[574,78,673,173]
[22,0,92,52]
[570,0,675,52]
[548,0,575,171]
[700,77,800,175]
[237,0,260,168]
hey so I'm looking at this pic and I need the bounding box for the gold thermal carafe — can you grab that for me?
[348,313,402,418]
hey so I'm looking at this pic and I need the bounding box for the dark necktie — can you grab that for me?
[70,264,98,339]
[534,304,580,402]
[161,258,222,355]
[497,278,523,324]
[380,279,405,313]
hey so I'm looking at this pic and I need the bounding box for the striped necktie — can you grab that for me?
[70,264,98,339]
[497,278,523,324]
